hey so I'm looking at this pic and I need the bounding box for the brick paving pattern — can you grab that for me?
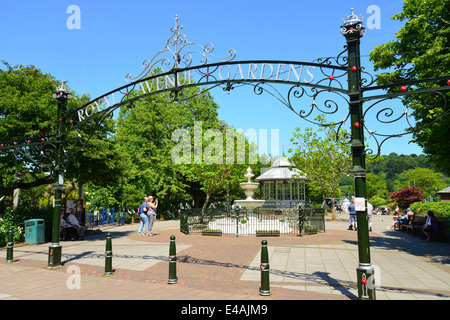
[0,214,449,300]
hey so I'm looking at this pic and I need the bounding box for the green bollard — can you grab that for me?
[259,240,271,296]
[104,233,113,276]
[168,235,178,284]
[6,229,14,263]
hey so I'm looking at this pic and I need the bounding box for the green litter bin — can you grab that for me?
[25,219,45,244]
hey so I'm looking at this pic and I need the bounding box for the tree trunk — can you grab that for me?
[331,196,336,221]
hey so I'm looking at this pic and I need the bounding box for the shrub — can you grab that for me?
[409,202,450,217]
[255,230,280,234]
[0,206,53,247]
[304,224,317,232]
[388,187,425,209]
[369,196,387,208]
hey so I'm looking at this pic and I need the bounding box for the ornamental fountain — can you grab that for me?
[234,167,264,210]
[209,166,292,235]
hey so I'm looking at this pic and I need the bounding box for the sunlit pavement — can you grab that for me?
[0,214,448,300]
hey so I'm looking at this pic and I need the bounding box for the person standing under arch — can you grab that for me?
[348,199,357,231]
[147,196,158,236]
[138,197,149,236]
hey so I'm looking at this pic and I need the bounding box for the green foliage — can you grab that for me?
[255,230,280,234]
[393,167,446,199]
[368,153,436,190]
[290,115,351,217]
[369,196,387,208]
[0,206,52,246]
[0,61,59,198]
[366,172,388,199]
[369,0,450,174]
[114,81,257,211]
[304,224,317,232]
[409,201,450,217]
[0,61,120,203]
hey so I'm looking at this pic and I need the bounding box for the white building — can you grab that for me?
[255,156,309,208]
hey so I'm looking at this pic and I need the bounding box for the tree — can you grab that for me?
[177,121,254,211]
[0,61,119,204]
[114,80,253,211]
[114,89,194,210]
[366,172,388,200]
[290,115,352,220]
[388,186,425,209]
[369,0,450,174]
[393,167,446,199]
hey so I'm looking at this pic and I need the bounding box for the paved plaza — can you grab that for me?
[0,214,449,300]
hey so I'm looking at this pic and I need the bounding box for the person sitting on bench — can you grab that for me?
[387,208,413,229]
[421,210,439,242]
[60,212,79,241]
[67,209,86,240]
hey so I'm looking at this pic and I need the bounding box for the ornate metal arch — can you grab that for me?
[1,10,449,295]
[1,14,449,170]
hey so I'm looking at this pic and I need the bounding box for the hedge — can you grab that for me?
[0,206,53,247]
[409,202,450,217]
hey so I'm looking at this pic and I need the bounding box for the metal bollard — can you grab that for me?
[6,229,14,263]
[104,233,113,276]
[259,240,271,296]
[168,235,178,284]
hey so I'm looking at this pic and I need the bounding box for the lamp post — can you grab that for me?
[341,9,376,300]
[47,84,71,268]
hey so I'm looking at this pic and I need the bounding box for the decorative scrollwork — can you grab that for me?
[362,90,449,157]
[126,15,236,82]
[314,45,348,68]
[219,78,351,143]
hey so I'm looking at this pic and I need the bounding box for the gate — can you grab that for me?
[180,207,324,237]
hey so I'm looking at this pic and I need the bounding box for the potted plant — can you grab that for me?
[304,224,317,235]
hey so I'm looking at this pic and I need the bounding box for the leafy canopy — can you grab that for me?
[369,0,450,174]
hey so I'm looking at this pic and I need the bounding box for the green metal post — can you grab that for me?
[168,235,178,284]
[104,232,113,276]
[341,10,376,300]
[6,228,14,263]
[259,240,271,296]
[48,85,70,268]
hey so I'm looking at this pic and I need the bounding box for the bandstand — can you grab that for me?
[255,156,309,208]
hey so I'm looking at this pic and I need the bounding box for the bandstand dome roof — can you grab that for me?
[255,156,308,181]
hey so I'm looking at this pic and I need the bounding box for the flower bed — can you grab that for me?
[255,230,280,237]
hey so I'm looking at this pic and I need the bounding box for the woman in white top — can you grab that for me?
[147,196,158,236]
[422,210,439,241]
[67,209,86,239]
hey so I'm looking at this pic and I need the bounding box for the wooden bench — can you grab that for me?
[393,215,404,230]
[399,216,413,232]
[401,215,426,236]
[411,216,427,236]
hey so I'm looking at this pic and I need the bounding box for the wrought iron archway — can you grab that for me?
[1,11,449,300]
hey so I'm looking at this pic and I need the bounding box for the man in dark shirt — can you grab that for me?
[348,199,357,231]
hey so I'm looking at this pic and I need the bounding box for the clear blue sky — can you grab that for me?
[0,0,423,158]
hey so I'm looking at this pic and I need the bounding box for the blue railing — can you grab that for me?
[86,207,126,228]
